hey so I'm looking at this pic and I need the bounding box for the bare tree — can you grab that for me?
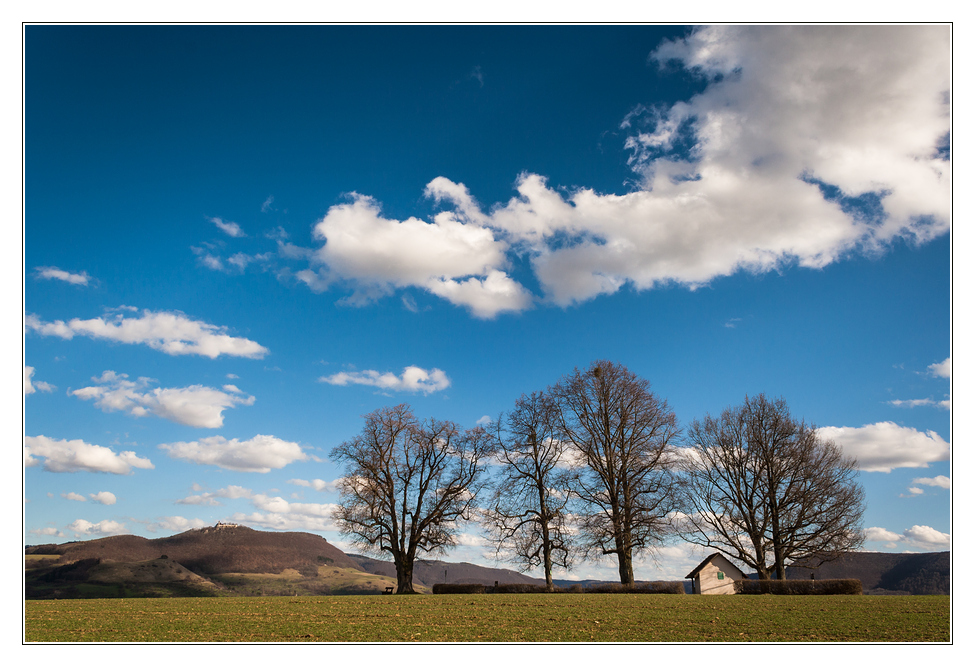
[483,391,574,591]
[678,394,865,580]
[552,360,681,585]
[330,404,494,594]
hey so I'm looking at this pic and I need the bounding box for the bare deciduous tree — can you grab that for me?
[553,360,681,585]
[678,394,865,580]
[330,404,494,594]
[483,391,574,591]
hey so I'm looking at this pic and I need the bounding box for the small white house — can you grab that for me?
[685,553,746,595]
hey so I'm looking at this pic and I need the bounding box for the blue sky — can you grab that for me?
[23,25,951,582]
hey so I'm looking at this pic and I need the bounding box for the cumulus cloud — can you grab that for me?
[159,435,307,473]
[30,527,63,538]
[230,494,340,532]
[34,266,91,286]
[62,492,86,502]
[67,519,128,537]
[308,192,532,317]
[25,435,154,474]
[299,26,948,316]
[912,475,951,489]
[287,478,341,494]
[209,216,246,238]
[177,485,253,505]
[320,365,451,394]
[71,371,255,428]
[865,525,950,549]
[24,366,55,395]
[25,308,269,359]
[818,422,949,473]
[928,357,951,379]
[90,491,117,505]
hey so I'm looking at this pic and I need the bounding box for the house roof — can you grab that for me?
[685,553,747,579]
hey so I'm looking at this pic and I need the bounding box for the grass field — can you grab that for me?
[24,593,949,643]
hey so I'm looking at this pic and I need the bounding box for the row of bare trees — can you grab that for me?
[330,361,865,593]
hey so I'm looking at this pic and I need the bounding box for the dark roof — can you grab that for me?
[685,553,747,579]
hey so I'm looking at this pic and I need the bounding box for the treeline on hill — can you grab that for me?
[329,360,871,594]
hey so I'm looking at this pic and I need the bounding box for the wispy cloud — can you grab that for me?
[320,365,451,394]
[25,308,269,359]
[176,485,253,506]
[34,266,92,286]
[208,216,246,238]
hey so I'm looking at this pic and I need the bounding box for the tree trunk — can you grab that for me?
[394,555,416,594]
[615,531,634,585]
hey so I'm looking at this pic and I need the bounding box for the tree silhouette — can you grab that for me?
[330,404,494,593]
[678,394,865,579]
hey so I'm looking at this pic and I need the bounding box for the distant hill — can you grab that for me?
[787,551,950,595]
[26,523,358,576]
[348,553,545,588]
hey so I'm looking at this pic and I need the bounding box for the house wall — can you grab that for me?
[698,562,738,595]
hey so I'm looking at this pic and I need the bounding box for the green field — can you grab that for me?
[24,593,949,642]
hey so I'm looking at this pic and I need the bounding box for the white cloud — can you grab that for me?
[308,27,947,315]
[320,365,450,394]
[71,371,255,428]
[25,308,269,359]
[90,491,117,505]
[209,216,246,238]
[287,478,340,493]
[25,435,155,474]
[818,422,949,473]
[24,366,55,395]
[67,519,128,537]
[62,492,86,502]
[34,266,91,286]
[159,435,308,473]
[230,494,340,532]
[865,525,950,550]
[864,527,902,543]
[177,485,253,505]
[147,516,209,533]
[912,475,951,489]
[928,357,951,379]
[308,192,531,317]
[29,527,63,538]
[888,398,949,409]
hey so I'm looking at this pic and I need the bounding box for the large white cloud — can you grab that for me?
[297,26,948,316]
[320,365,450,394]
[71,371,255,428]
[25,308,268,359]
[159,435,308,473]
[25,435,155,474]
[818,422,950,473]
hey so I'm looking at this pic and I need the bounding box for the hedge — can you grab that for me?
[733,579,863,595]
[432,581,685,594]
